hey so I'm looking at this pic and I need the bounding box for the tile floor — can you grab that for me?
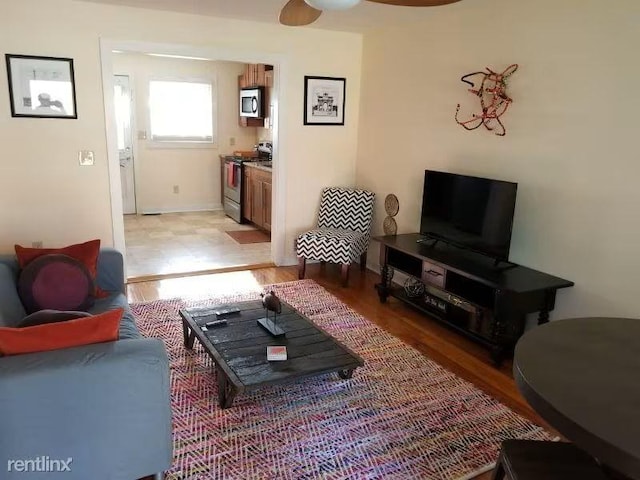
[123,211,272,280]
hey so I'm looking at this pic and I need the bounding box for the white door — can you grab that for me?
[114,75,136,214]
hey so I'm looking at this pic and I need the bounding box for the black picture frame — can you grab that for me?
[5,54,78,119]
[303,75,346,126]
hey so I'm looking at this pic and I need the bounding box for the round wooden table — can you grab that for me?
[514,317,640,480]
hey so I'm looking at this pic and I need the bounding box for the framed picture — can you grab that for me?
[5,54,77,119]
[303,76,346,126]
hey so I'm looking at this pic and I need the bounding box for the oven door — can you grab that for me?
[223,160,242,203]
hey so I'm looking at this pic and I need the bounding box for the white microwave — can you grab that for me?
[240,87,264,118]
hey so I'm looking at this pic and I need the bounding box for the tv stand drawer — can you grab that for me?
[422,261,445,288]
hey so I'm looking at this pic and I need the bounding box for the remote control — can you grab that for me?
[204,319,228,329]
[214,307,241,318]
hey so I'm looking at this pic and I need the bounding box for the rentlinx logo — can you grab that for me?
[7,456,73,473]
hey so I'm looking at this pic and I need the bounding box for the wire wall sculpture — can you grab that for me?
[455,64,518,137]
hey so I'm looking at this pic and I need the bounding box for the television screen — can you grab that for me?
[420,170,518,261]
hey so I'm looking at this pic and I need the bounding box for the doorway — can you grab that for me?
[101,40,286,280]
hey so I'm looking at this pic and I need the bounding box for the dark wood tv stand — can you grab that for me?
[374,234,574,365]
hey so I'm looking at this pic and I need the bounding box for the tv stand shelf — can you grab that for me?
[374,234,574,365]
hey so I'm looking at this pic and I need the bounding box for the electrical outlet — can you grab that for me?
[229,137,236,146]
[173,185,180,194]
[32,241,43,248]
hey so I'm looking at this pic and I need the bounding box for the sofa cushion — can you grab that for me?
[0,264,26,328]
[89,293,140,340]
[19,310,92,328]
[0,308,123,356]
[17,254,96,314]
[15,239,109,298]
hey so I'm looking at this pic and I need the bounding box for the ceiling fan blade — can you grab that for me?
[365,0,462,6]
[279,0,323,26]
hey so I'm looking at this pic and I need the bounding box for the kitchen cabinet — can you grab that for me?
[240,63,268,89]
[243,164,272,232]
[262,181,272,230]
[243,167,252,222]
[238,64,273,128]
[263,69,274,130]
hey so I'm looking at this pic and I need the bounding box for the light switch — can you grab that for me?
[78,150,95,166]
[138,130,147,140]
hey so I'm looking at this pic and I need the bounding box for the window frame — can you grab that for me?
[147,75,217,149]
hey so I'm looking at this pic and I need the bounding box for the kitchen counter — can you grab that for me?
[244,162,272,173]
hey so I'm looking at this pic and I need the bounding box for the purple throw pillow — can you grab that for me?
[18,310,92,328]
[18,254,96,314]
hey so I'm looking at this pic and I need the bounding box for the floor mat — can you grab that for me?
[226,229,271,244]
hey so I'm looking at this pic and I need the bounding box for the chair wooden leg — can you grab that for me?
[492,444,506,480]
[491,461,505,480]
[298,257,306,279]
[341,263,350,287]
[360,252,367,271]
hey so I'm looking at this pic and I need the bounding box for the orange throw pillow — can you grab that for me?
[15,239,109,298]
[0,308,123,356]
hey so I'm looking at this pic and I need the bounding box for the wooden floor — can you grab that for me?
[131,263,554,480]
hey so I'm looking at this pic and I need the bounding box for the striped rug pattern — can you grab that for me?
[131,280,553,480]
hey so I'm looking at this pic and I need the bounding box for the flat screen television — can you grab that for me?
[420,170,518,261]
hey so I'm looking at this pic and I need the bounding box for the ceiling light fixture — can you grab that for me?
[304,0,362,10]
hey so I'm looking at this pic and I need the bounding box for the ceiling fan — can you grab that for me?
[279,0,462,27]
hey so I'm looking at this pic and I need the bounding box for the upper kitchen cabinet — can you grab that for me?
[240,64,268,89]
[239,64,273,128]
[263,69,274,129]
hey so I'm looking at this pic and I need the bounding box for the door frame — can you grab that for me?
[113,73,138,215]
[99,39,288,271]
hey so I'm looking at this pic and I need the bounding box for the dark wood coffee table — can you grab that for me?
[180,299,364,408]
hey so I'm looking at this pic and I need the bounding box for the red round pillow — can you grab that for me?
[18,254,96,314]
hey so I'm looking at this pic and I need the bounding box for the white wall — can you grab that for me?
[112,53,257,213]
[0,0,362,261]
[357,0,640,319]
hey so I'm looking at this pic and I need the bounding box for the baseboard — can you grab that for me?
[140,204,222,215]
[286,258,384,277]
[127,261,275,283]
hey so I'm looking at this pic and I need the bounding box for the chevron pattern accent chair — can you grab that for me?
[296,187,376,287]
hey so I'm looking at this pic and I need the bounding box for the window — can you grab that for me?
[149,80,214,143]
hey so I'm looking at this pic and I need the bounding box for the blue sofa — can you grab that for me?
[0,248,173,480]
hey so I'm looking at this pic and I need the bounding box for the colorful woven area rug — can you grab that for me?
[131,279,553,480]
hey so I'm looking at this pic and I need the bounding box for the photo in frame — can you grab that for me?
[5,54,77,119]
[303,76,346,126]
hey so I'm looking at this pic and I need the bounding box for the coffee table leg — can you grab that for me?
[182,321,196,349]
[338,369,354,379]
[216,364,238,409]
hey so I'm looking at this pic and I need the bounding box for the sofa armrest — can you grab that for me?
[97,248,126,294]
[0,263,25,327]
[0,339,173,480]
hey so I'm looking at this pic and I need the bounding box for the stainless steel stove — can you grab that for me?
[223,156,253,223]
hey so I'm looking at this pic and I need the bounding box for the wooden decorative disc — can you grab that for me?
[384,194,399,217]
[383,216,397,235]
